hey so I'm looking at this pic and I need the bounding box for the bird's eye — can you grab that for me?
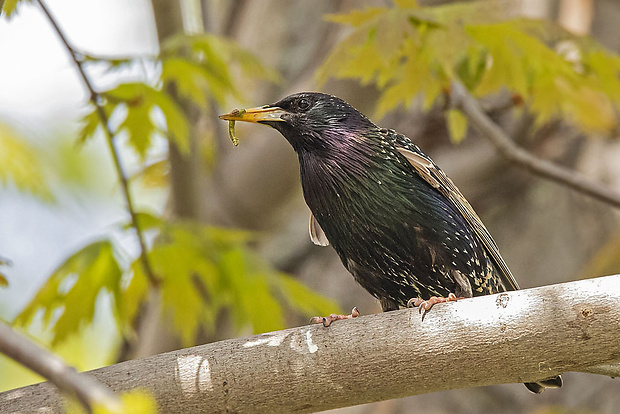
[297,98,311,111]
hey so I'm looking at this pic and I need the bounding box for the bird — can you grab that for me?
[220,92,562,393]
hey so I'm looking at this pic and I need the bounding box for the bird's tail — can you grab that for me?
[524,375,563,393]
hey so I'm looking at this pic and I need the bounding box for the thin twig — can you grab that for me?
[0,321,121,412]
[37,0,159,285]
[450,80,620,209]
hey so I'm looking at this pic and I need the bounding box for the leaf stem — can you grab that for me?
[37,0,160,285]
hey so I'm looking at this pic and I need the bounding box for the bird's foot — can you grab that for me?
[407,293,462,320]
[310,307,359,327]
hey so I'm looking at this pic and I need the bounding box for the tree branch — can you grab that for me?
[2,274,619,413]
[450,80,620,209]
[0,321,121,412]
[36,0,159,286]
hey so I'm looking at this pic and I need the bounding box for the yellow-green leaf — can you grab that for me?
[220,249,284,334]
[0,273,8,287]
[162,57,211,109]
[120,211,163,232]
[136,159,168,188]
[446,109,468,143]
[2,0,26,18]
[271,271,342,317]
[148,90,189,154]
[116,261,149,327]
[89,390,157,414]
[324,7,386,27]
[146,225,220,345]
[15,240,122,346]
[0,123,53,201]
[394,0,417,9]
[104,82,189,158]
[119,103,156,160]
[77,105,103,144]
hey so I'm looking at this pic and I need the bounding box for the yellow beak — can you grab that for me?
[219,106,287,123]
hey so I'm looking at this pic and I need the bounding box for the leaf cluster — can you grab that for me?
[0,123,53,200]
[318,0,620,141]
[78,33,279,162]
[4,7,332,370]
[15,214,339,347]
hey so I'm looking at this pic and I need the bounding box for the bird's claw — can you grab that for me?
[407,293,460,320]
[310,307,360,327]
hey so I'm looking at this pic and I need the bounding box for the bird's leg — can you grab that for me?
[407,293,464,320]
[310,307,360,327]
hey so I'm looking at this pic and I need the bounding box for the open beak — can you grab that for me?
[219,106,287,124]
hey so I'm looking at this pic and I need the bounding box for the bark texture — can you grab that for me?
[1,275,619,413]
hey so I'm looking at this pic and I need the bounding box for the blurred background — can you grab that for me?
[1,0,620,413]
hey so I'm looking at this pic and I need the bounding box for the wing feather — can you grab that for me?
[309,212,330,246]
[396,146,519,291]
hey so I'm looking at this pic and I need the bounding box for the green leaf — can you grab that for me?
[120,102,156,159]
[77,105,103,144]
[446,109,468,143]
[0,123,53,201]
[324,7,386,26]
[105,83,189,159]
[120,211,163,232]
[162,57,211,109]
[2,0,28,18]
[270,272,341,317]
[143,224,221,345]
[116,260,149,328]
[148,89,189,154]
[161,33,280,108]
[80,390,156,414]
[15,240,122,346]
[219,249,284,334]
[131,159,169,188]
[394,0,418,8]
[94,391,157,414]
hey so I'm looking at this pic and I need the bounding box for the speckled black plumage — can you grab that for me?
[264,92,517,309]
[223,92,562,393]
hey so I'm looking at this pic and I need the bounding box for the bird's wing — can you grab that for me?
[396,146,520,291]
[309,212,330,246]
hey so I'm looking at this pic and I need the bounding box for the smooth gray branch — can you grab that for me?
[2,274,619,413]
[0,321,121,412]
[450,80,620,209]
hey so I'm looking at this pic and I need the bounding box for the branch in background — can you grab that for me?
[36,0,159,286]
[450,80,620,209]
[0,321,121,412]
[2,274,620,413]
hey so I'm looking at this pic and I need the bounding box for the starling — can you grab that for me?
[220,92,562,393]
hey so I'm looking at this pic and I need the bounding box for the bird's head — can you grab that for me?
[219,92,376,153]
